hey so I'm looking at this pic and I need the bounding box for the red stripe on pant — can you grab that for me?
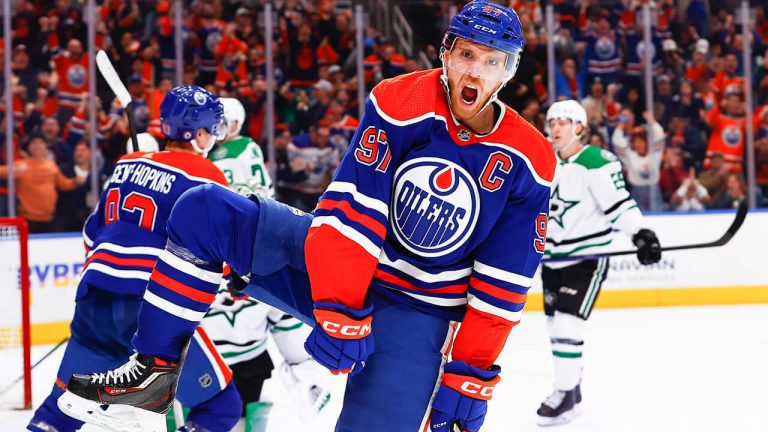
[194,326,233,384]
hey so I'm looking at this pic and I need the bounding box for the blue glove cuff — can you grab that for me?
[444,360,501,381]
[313,301,373,319]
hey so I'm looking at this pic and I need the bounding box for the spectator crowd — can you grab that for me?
[1,0,767,233]
[494,0,768,211]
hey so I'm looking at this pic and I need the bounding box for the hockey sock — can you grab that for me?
[165,405,190,431]
[245,401,273,432]
[134,243,223,360]
[184,380,242,432]
[550,311,585,391]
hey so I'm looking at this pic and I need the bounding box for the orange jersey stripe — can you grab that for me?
[373,269,467,295]
[316,199,387,240]
[469,276,527,304]
[85,251,156,269]
[150,270,216,304]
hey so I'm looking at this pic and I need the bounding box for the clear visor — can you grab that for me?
[208,118,227,141]
[445,46,516,83]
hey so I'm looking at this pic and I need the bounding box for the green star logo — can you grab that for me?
[549,184,579,229]
[204,294,261,327]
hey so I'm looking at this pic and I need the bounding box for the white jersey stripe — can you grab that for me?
[467,293,523,322]
[143,291,206,321]
[82,221,94,249]
[158,250,222,285]
[386,286,467,307]
[418,323,456,431]
[192,330,227,390]
[311,216,381,257]
[83,263,151,281]
[324,181,389,217]
[473,261,533,287]
[90,242,164,258]
[378,252,472,283]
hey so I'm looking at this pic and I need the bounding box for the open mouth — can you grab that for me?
[460,84,478,107]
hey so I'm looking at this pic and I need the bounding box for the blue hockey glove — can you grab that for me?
[304,302,373,375]
[430,361,501,432]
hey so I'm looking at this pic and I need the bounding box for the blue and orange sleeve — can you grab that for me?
[453,151,554,369]
[82,210,102,253]
[305,90,426,310]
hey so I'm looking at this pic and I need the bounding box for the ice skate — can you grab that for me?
[575,383,581,405]
[57,353,179,432]
[536,388,579,426]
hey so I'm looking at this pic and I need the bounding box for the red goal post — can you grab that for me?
[0,217,32,410]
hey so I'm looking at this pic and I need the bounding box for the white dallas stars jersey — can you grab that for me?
[209,136,274,197]
[200,287,310,365]
[205,137,310,366]
[545,145,643,269]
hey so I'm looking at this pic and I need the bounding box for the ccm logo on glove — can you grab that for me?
[314,309,372,339]
[442,373,501,400]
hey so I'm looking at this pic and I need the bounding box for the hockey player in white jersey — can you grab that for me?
[202,97,331,431]
[208,98,273,197]
[537,100,661,425]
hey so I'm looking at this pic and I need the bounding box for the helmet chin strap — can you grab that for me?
[440,67,508,121]
[190,137,211,157]
[554,123,583,158]
[477,82,506,114]
[440,43,513,121]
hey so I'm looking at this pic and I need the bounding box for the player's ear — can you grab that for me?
[574,123,584,136]
[195,128,214,149]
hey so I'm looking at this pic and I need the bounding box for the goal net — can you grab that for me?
[0,218,32,409]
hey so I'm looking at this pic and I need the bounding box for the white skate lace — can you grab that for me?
[543,390,566,409]
[90,353,147,385]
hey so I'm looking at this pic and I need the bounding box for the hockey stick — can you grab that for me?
[95,50,139,153]
[0,337,70,401]
[543,201,748,262]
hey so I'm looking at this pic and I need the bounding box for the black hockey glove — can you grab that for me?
[227,271,251,295]
[632,228,661,265]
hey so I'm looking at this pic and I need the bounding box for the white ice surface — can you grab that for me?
[2,304,766,431]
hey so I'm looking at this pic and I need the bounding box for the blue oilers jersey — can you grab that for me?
[583,29,623,78]
[80,151,228,297]
[305,69,556,368]
[197,20,224,73]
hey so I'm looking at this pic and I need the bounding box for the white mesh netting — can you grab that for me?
[0,222,30,409]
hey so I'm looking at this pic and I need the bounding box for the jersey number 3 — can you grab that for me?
[355,126,391,173]
[104,188,158,231]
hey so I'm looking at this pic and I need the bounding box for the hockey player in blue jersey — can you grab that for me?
[29,86,244,432]
[58,3,556,431]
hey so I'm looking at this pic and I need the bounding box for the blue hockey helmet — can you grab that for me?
[442,1,525,80]
[160,86,226,151]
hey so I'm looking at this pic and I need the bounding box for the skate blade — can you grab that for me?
[57,390,166,432]
[537,409,580,427]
